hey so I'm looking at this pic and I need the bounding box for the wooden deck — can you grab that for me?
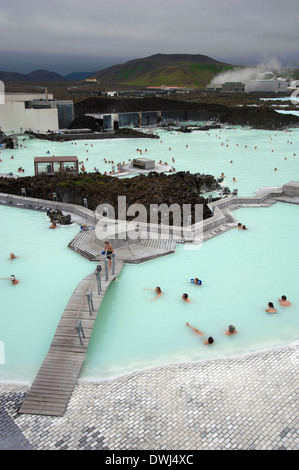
[18,260,124,417]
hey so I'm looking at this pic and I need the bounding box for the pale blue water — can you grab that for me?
[0,206,95,383]
[0,126,299,384]
[1,126,299,197]
[80,202,299,381]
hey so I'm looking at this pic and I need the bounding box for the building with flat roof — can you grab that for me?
[27,100,74,129]
[34,156,79,176]
[221,82,245,93]
[0,93,74,133]
[246,79,288,93]
[132,158,155,169]
[206,83,223,92]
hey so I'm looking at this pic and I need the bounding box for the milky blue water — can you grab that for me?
[0,125,299,383]
[81,202,299,381]
[1,125,299,198]
[0,206,95,384]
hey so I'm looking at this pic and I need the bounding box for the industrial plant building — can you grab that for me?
[207,78,289,94]
[246,79,288,93]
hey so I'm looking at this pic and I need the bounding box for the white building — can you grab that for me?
[0,93,59,133]
[290,80,299,88]
[246,79,288,93]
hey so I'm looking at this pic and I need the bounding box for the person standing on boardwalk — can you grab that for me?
[104,241,114,269]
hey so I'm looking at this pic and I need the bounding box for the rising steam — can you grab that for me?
[211,59,285,85]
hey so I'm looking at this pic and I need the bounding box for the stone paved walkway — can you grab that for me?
[1,344,298,450]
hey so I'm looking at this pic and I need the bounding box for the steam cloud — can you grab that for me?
[211,59,285,85]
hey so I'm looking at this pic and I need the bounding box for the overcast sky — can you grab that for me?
[1,0,298,75]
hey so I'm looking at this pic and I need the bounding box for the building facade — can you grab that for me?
[0,93,74,133]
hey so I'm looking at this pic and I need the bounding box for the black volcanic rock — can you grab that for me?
[74,96,299,130]
[0,171,220,224]
[47,208,72,225]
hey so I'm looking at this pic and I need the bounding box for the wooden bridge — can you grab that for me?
[18,259,124,417]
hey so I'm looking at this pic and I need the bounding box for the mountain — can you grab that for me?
[90,53,235,87]
[64,72,96,81]
[0,69,66,82]
[0,54,236,86]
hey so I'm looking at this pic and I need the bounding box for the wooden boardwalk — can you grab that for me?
[18,260,124,417]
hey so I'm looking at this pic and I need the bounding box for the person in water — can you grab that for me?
[278,295,291,307]
[10,275,19,285]
[151,287,162,301]
[50,222,57,229]
[144,286,163,300]
[194,278,201,286]
[186,323,213,344]
[9,253,17,260]
[204,337,214,345]
[182,293,191,303]
[225,325,237,335]
[186,322,203,335]
[266,302,277,314]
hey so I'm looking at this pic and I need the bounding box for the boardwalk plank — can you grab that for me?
[19,261,124,416]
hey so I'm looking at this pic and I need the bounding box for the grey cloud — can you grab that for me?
[0,0,298,73]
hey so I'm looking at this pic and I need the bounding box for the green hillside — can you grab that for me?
[92,54,236,88]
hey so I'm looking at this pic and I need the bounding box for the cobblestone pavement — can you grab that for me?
[0,345,298,450]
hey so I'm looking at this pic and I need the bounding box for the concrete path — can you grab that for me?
[0,344,298,450]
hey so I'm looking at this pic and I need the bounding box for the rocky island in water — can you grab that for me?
[0,171,221,225]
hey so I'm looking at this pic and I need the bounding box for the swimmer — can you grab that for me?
[186,323,203,335]
[219,172,225,178]
[204,337,214,345]
[237,223,242,229]
[50,222,57,229]
[194,278,201,286]
[266,302,277,314]
[9,253,17,260]
[10,275,19,285]
[225,325,237,335]
[144,286,163,300]
[278,295,291,307]
[242,225,247,230]
[152,287,163,301]
[182,293,190,303]
[233,177,237,182]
